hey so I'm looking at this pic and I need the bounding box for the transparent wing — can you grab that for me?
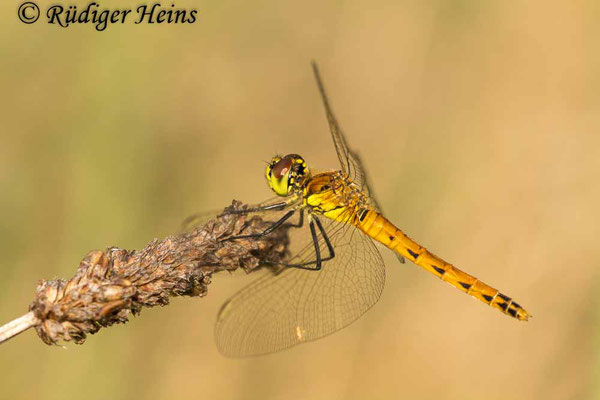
[312,62,404,263]
[311,62,379,209]
[350,152,405,264]
[180,210,221,233]
[214,210,385,357]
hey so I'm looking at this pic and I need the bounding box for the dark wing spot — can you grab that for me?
[433,266,445,275]
[459,282,471,290]
[507,308,517,318]
[483,294,493,302]
[407,249,419,259]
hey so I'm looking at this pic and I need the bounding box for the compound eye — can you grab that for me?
[272,156,293,179]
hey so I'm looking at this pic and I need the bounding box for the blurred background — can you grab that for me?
[1,1,598,399]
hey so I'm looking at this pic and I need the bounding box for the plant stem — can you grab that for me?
[0,312,40,344]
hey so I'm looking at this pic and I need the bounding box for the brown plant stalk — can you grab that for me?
[0,201,290,346]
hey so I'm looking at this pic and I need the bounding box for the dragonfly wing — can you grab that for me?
[350,152,405,264]
[180,210,220,233]
[214,215,385,357]
[311,63,378,208]
[312,63,404,263]
[311,62,354,179]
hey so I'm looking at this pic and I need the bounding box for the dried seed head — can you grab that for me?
[28,201,290,345]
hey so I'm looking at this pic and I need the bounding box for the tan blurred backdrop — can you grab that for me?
[1,1,599,399]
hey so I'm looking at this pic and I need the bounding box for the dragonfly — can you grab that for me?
[206,62,530,357]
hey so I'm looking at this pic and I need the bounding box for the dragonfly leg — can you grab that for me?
[314,217,335,261]
[222,201,290,216]
[286,208,304,228]
[280,216,335,271]
[306,219,322,270]
[225,209,296,241]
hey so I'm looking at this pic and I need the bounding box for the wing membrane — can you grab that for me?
[212,65,396,357]
[214,213,385,357]
[181,196,293,233]
[311,62,380,209]
[311,62,404,263]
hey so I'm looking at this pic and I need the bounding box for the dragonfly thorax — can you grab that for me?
[265,154,309,196]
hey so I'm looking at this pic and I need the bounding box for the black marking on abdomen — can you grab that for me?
[459,282,471,290]
[498,302,508,311]
[407,249,419,259]
[433,265,445,275]
[498,293,511,302]
[483,294,494,302]
[507,308,517,318]
[358,209,369,222]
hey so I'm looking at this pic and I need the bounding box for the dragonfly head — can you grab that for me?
[266,154,309,196]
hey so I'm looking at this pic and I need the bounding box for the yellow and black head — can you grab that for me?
[265,154,309,196]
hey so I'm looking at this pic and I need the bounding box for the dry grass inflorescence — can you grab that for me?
[0,201,290,346]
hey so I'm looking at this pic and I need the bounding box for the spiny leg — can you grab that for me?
[287,208,304,229]
[308,220,322,270]
[223,201,290,216]
[314,216,335,261]
[283,215,335,271]
[182,201,293,232]
[225,208,306,242]
[225,209,296,241]
[226,208,335,272]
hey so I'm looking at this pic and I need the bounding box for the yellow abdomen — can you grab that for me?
[356,209,530,321]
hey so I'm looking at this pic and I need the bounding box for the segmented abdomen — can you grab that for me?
[355,209,530,321]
